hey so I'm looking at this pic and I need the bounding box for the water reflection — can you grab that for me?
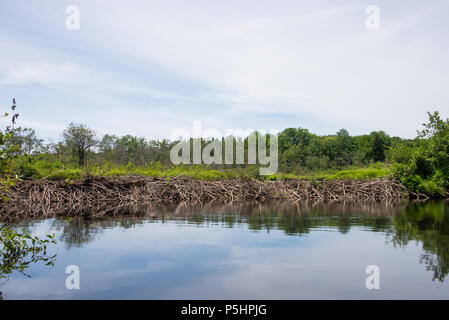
[40,200,449,282]
[2,200,449,298]
[45,201,408,246]
[387,201,449,282]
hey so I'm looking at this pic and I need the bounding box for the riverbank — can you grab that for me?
[0,176,412,218]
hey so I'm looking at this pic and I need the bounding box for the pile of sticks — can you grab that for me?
[0,176,409,218]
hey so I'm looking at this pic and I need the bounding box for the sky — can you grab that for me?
[0,0,448,141]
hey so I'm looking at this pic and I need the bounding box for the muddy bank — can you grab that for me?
[0,176,412,218]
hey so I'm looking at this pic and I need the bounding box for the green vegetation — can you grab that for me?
[1,98,448,197]
[5,124,400,184]
[1,99,57,282]
[390,111,449,197]
[265,164,390,181]
[5,115,401,182]
[44,200,449,282]
[17,159,392,182]
[0,225,56,279]
[389,201,449,282]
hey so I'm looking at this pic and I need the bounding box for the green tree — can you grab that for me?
[98,134,118,153]
[11,127,43,156]
[369,131,391,162]
[418,111,449,183]
[334,129,355,167]
[114,135,148,165]
[281,145,303,170]
[391,111,449,195]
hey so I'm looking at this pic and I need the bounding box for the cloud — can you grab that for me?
[0,62,82,85]
[0,0,448,138]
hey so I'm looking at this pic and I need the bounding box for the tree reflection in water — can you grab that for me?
[3,200,449,283]
[387,201,449,282]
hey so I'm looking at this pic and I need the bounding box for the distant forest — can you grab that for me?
[2,102,449,196]
[9,123,415,172]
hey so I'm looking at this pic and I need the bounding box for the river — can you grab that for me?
[1,200,449,299]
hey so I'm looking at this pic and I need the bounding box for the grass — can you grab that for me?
[313,167,391,180]
[265,164,391,181]
[20,160,248,181]
[18,159,392,182]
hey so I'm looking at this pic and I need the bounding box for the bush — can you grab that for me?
[393,161,445,197]
[18,164,41,179]
[391,112,449,197]
[46,169,83,180]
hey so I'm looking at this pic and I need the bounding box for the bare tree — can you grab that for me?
[63,123,97,166]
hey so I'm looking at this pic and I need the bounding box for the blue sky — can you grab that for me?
[1,0,448,141]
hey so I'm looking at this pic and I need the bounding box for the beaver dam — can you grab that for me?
[0,176,417,219]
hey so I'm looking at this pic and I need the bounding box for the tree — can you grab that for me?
[152,138,172,164]
[11,127,44,156]
[418,111,449,181]
[334,129,355,167]
[114,135,148,165]
[369,131,391,162]
[281,145,304,170]
[391,111,449,195]
[98,134,118,153]
[63,123,97,166]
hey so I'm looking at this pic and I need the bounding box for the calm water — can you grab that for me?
[1,200,449,299]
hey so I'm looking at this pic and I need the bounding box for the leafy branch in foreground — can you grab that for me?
[0,98,57,282]
[0,228,56,279]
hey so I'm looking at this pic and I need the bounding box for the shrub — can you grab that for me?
[391,112,449,197]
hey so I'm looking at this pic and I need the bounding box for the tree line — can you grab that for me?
[8,122,416,173]
[2,100,448,195]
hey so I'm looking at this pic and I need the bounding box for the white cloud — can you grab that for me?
[0,62,82,85]
[1,0,448,138]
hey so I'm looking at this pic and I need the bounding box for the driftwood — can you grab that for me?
[0,176,410,218]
